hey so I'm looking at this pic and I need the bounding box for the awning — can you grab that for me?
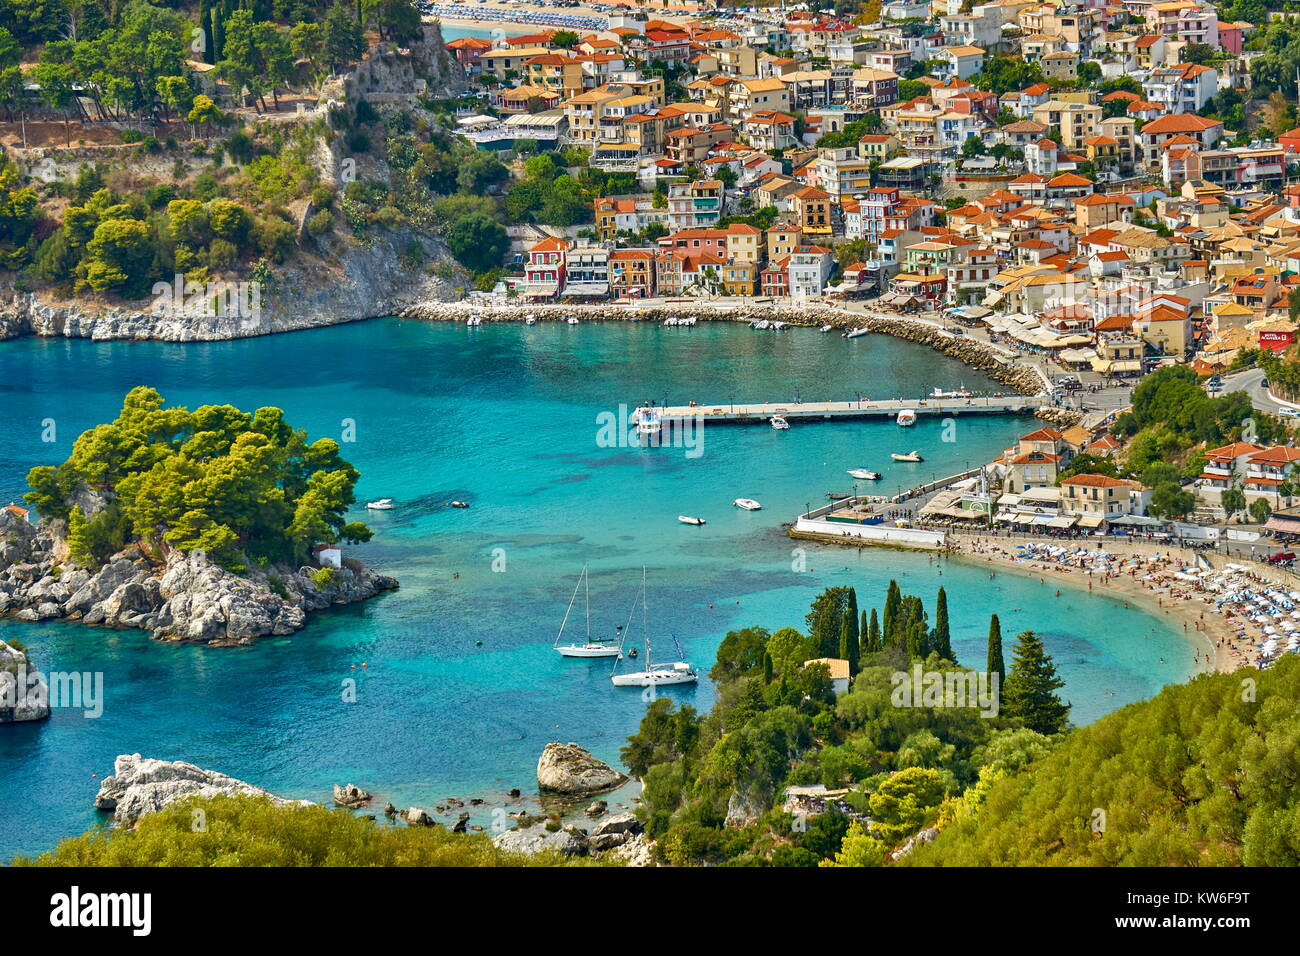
[523,282,559,297]
[1076,514,1105,528]
[1031,514,1057,525]
[1048,514,1077,528]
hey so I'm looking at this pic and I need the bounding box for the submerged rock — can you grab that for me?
[537,742,628,795]
[93,753,310,825]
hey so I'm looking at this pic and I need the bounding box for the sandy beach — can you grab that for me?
[944,535,1299,675]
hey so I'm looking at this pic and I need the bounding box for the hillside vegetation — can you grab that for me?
[904,654,1300,867]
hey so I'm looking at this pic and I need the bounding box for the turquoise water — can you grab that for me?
[0,320,1200,858]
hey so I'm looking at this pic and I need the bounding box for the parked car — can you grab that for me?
[1266,551,1296,564]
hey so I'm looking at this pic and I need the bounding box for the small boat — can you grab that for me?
[365,498,394,510]
[611,569,698,687]
[819,324,834,333]
[931,387,972,399]
[525,313,537,325]
[631,404,661,438]
[554,565,623,659]
[466,314,483,327]
[847,469,881,480]
[678,515,706,526]
[844,327,870,339]
[450,500,470,508]
[897,408,917,427]
[771,414,790,430]
[891,451,924,463]
[751,319,770,330]
[733,498,762,511]
[567,316,579,325]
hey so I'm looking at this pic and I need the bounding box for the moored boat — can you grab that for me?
[847,469,881,480]
[770,413,790,430]
[844,327,870,338]
[611,569,697,687]
[896,408,917,426]
[678,515,706,525]
[733,498,762,511]
[891,450,923,462]
[365,498,394,510]
[553,565,623,659]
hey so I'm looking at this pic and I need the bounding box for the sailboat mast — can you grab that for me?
[642,566,651,670]
[554,567,583,648]
[584,566,591,643]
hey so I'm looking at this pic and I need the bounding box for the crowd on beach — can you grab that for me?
[953,538,1300,672]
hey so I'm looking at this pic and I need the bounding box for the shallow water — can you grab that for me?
[0,320,1198,857]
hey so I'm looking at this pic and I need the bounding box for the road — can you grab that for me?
[1220,367,1297,417]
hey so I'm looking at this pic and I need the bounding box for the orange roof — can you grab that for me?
[1061,474,1130,488]
[1142,113,1222,135]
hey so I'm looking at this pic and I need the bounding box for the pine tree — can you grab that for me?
[987,613,1005,685]
[867,608,880,653]
[1002,630,1070,735]
[931,587,953,662]
[882,580,901,647]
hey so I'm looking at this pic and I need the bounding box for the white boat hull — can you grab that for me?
[733,498,762,511]
[678,516,706,525]
[611,667,698,686]
[556,644,622,658]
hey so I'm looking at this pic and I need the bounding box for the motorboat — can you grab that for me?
[733,498,762,511]
[847,469,881,480]
[678,515,706,525]
[771,413,790,430]
[819,324,834,333]
[450,500,470,508]
[554,565,623,659]
[891,451,923,463]
[466,314,483,327]
[931,387,972,399]
[611,569,698,687]
[896,408,917,427]
[631,404,661,438]
[365,498,394,510]
[844,327,870,339]
[525,313,537,325]
[567,316,579,325]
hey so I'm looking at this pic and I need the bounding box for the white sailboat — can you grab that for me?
[554,565,623,658]
[611,569,698,687]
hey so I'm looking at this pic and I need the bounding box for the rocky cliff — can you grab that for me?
[0,224,460,342]
[0,638,51,723]
[0,510,397,646]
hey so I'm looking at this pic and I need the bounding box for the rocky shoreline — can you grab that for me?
[401,301,1051,399]
[0,510,397,646]
[89,746,654,863]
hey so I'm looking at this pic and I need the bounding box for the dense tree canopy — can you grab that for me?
[26,386,371,569]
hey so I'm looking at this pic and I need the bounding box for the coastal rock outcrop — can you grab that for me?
[0,509,397,645]
[0,638,51,723]
[537,742,628,795]
[333,783,373,809]
[94,753,310,825]
[492,821,591,857]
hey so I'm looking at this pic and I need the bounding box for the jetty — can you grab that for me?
[647,394,1041,425]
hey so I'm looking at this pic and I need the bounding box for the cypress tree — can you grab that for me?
[839,606,860,675]
[846,587,859,651]
[867,608,880,653]
[931,587,953,662]
[1002,630,1070,735]
[882,580,901,647]
[860,609,869,652]
[762,650,773,685]
[987,613,1005,685]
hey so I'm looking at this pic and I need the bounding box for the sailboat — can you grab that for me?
[554,565,623,658]
[611,569,698,687]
